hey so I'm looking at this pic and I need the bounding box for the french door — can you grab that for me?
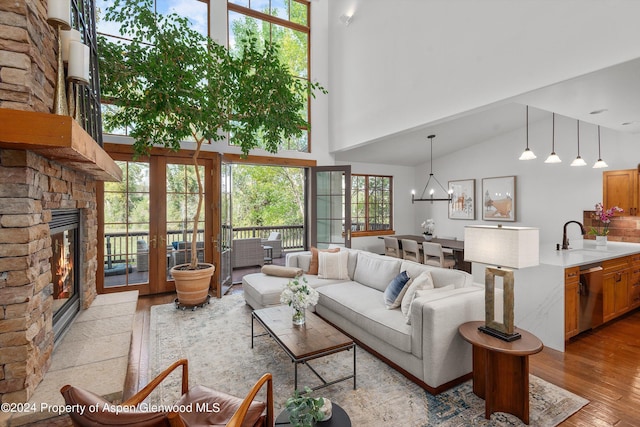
[218,160,233,295]
[99,152,217,296]
[311,166,352,248]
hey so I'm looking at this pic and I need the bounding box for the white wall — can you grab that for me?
[327,0,640,153]
[410,108,640,246]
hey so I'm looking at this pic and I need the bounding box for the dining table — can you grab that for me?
[382,235,471,273]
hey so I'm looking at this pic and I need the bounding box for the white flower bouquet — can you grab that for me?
[280,276,319,310]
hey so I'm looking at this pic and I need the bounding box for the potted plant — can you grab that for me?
[98,0,325,306]
[284,387,330,427]
[588,202,623,245]
[421,219,435,241]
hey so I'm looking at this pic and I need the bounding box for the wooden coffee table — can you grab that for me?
[459,321,543,424]
[252,305,356,392]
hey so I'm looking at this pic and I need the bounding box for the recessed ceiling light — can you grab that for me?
[589,109,608,115]
[621,121,638,126]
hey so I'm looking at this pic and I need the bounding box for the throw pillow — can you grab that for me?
[383,271,411,309]
[405,284,456,325]
[261,265,303,278]
[317,250,350,280]
[400,271,434,318]
[308,247,340,275]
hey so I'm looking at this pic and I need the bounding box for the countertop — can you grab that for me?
[539,240,640,267]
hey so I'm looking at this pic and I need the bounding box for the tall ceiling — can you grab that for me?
[333,55,640,167]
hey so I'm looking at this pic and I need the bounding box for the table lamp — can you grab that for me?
[464,225,539,341]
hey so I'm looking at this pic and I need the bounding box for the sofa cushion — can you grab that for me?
[309,247,340,275]
[318,250,350,280]
[243,273,345,309]
[317,282,412,353]
[405,284,455,324]
[400,260,473,289]
[353,251,402,292]
[401,271,435,318]
[383,271,410,309]
[341,248,360,280]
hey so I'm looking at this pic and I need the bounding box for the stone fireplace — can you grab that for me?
[0,1,121,405]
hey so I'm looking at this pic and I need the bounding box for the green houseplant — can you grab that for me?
[98,0,325,304]
[284,387,325,427]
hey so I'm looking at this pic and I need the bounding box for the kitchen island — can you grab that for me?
[471,240,640,352]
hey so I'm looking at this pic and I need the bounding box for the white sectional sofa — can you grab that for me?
[242,248,499,394]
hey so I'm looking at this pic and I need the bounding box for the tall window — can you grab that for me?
[351,175,393,236]
[71,0,102,144]
[96,0,208,136]
[228,0,311,152]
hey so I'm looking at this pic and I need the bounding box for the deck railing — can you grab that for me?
[104,225,305,266]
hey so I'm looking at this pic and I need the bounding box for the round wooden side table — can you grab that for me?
[459,321,543,424]
[275,402,351,426]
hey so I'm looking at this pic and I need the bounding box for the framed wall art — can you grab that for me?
[448,179,475,220]
[482,176,516,221]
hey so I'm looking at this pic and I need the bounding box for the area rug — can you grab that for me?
[149,294,588,426]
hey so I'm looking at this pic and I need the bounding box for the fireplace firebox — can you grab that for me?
[50,209,82,342]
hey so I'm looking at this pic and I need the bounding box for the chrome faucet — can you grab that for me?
[562,221,586,250]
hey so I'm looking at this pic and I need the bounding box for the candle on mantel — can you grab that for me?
[60,29,81,63]
[47,0,71,29]
[67,40,90,85]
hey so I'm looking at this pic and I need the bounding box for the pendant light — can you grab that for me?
[593,125,609,168]
[544,113,561,163]
[519,105,536,160]
[570,120,587,166]
[411,135,453,203]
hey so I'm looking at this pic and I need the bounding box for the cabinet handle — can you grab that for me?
[615,272,622,282]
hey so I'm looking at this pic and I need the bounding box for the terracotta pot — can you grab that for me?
[170,263,215,306]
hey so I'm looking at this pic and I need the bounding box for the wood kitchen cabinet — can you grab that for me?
[628,254,640,309]
[564,266,580,340]
[603,257,630,323]
[603,169,638,216]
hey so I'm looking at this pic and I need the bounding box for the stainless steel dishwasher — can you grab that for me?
[578,263,604,333]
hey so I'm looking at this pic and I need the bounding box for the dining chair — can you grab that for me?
[434,235,456,255]
[383,236,401,258]
[401,239,421,263]
[422,242,456,269]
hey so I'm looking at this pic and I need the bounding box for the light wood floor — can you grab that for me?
[126,290,640,426]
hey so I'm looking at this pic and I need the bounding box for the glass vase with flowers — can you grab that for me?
[280,277,319,325]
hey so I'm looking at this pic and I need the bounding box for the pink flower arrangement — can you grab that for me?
[589,202,623,236]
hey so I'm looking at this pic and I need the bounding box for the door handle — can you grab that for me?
[149,235,157,249]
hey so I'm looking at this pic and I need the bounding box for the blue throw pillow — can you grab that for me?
[383,271,410,309]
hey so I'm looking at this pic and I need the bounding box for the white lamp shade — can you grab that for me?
[67,41,90,85]
[464,225,539,269]
[47,0,71,29]
[60,29,81,62]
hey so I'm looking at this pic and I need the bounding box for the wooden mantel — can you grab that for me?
[0,109,122,182]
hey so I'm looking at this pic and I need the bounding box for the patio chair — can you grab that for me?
[423,241,456,269]
[401,239,421,263]
[60,359,273,427]
[172,241,205,266]
[261,232,283,258]
[232,238,265,268]
[136,239,149,272]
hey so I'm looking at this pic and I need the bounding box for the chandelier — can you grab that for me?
[412,134,452,203]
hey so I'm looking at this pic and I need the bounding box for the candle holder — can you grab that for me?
[47,0,71,115]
